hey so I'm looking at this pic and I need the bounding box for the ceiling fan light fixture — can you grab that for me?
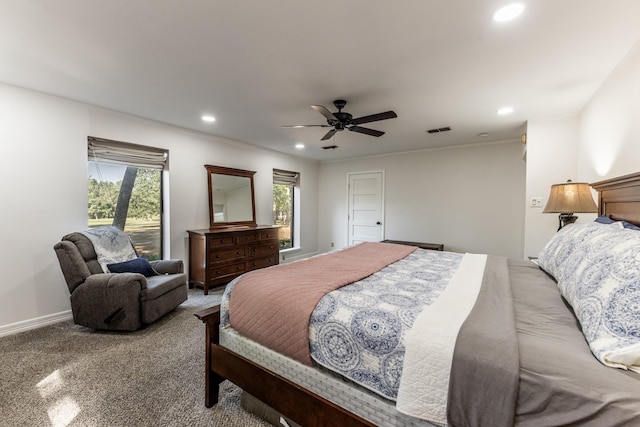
[497,106,514,115]
[201,115,216,122]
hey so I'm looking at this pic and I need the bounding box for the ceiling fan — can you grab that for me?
[283,99,397,141]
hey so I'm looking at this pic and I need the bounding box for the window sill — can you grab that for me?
[279,247,301,255]
[279,247,301,263]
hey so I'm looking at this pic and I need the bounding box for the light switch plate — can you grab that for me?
[530,197,543,207]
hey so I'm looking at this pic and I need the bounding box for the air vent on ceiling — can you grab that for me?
[426,126,451,134]
[322,145,339,150]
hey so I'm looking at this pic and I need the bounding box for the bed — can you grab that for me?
[195,171,640,427]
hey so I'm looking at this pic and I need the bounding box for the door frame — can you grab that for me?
[346,170,385,245]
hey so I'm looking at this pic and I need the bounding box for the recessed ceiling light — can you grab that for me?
[295,143,305,149]
[202,115,216,122]
[493,3,524,22]
[497,106,514,115]
[478,132,490,137]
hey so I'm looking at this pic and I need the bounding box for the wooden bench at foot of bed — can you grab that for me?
[194,305,375,427]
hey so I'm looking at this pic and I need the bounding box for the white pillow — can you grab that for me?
[538,222,640,372]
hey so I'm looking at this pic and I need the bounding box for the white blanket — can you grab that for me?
[396,253,487,426]
[81,226,137,272]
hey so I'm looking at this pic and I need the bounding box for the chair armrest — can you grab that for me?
[83,272,148,290]
[150,259,184,275]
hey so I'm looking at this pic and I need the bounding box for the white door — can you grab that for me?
[348,171,384,245]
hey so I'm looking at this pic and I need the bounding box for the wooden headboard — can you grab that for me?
[591,171,640,227]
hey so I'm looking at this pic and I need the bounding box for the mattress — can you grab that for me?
[220,326,436,427]
[217,236,640,425]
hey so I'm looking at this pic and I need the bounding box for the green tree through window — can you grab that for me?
[273,184,293,249]
[88,162,162,260]
[272,169,299,250]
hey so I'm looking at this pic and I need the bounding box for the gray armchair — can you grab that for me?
[54,229,187,331]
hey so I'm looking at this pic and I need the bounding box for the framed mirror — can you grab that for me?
[205,165,257,228]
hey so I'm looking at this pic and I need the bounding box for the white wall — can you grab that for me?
[579,40,640,182]
[3,39,638,334]
[318,140,526,258]
[523,117,582,258]
[0,83,318,333]
[524,40,640,257]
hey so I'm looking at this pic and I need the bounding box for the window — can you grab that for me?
[273,169,299,250]
[87,137,167,260]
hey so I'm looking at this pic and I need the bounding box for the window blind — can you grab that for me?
[273,169,299,186]
[88,137,168,170]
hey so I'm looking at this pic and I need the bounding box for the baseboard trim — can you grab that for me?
[281,251,319,264]
[0,310,73,338]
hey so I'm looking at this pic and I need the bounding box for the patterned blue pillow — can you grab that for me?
[538,222,640,372]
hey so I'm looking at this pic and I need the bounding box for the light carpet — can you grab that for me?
[0,288,270,427]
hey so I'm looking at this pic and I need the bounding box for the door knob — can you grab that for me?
[376,221,381,225]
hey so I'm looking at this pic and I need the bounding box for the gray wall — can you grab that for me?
[318,141,526,258]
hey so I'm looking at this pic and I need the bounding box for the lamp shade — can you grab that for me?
[543,181,598,213]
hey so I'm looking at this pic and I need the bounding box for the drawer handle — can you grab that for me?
[252,262,257,266]
[237,266,242,270]
[219,239,225,243]
[216,271,221,274]
[236,251,241,255]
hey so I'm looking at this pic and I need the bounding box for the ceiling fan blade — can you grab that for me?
[351,110,397,125]
[349,126,385,137]
[321,129,338,141]
[282,124,331,128]
[311,105,338,121]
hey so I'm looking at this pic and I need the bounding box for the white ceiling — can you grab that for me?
[1,1,639,161]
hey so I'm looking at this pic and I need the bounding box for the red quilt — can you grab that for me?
[229,242,416,365]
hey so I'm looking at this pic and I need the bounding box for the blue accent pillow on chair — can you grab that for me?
[107,257,158,277]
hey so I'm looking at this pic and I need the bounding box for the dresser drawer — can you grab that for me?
[209,262,247,279]
[207,235,235,247]
[209,247,247,263]
[249,256,278,270]
[258,229,278,241]
[236,232,258,244]
[250,242,278,257]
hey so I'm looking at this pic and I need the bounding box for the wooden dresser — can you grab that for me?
[188,226,280,294]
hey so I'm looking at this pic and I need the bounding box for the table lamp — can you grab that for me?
[543,180,598,231]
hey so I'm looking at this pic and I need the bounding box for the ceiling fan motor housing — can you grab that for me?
[329,100,351,129]
[331,112,352,129]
